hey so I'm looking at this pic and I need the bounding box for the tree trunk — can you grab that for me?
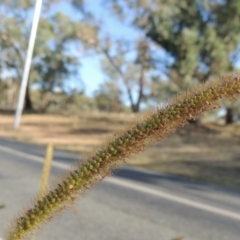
[225,107,234,125]
[41,91,53,112]
[7,78,16,109]
[131,104,140,113]
[24,84,33,111]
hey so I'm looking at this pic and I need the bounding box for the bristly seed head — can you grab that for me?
[5,74,240,240]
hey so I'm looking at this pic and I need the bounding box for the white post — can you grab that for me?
[13,0,42,129]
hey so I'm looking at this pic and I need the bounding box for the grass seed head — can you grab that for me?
[5,74,240,240]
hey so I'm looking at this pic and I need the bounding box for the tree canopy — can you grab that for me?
[0,0,96,110]
[106,0,240,122]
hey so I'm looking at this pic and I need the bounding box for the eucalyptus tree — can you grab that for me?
[105,0,240,123]
[71,0,157,113]
[0,0,95,111]
[99,37,154,113]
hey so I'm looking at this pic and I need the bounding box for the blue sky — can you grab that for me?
[57,0,140,96]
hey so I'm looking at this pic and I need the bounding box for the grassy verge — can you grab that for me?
[1,112,240,189]
[133,123,240,189]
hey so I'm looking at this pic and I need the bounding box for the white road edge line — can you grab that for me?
[1,145,240,222]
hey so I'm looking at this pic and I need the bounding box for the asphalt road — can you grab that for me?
[0,137,240,240]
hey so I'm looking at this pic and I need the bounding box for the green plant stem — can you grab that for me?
[6,74,240,240]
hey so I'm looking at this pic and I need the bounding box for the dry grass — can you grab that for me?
[0,112,132,153]
[1,112,240,189]
[132,123,240,189]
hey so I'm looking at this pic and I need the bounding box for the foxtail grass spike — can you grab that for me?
[5,74,240,240]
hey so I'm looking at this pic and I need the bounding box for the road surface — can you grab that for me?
[0,138,240,240]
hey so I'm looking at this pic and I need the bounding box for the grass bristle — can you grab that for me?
[5,74,240,240]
